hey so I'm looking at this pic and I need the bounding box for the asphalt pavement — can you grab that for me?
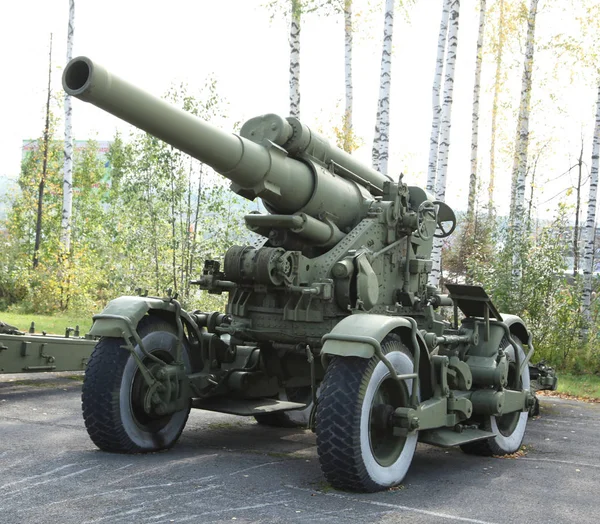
[0,373,598,524]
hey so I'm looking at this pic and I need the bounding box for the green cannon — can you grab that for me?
[63,56,536,492]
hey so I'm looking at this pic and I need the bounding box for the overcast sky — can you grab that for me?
[0,0,596,218]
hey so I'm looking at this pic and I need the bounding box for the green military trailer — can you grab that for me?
[0,322,93,373]
[63,56,550,492]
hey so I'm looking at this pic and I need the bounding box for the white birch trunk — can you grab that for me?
[430,0,461,288]
[427,0,450,193]
[511,0,538,281]
[372,0,395,174]
[467,0,486,223]
[343,0,353,152]
[289,0,301,118]
[61,0,75,252]
[488,0,505,215]
[582,81,600,325]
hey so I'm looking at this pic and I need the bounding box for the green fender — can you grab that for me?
[321,314,433,398]
[462,314,531,359]
[500,314,530,345]
[89,296,179,338]
[321,314,415,359]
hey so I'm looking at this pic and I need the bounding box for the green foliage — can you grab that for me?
[445,204,595,372]
[556,372,600,400]
[443,211,495,284]
[1,82,252,318]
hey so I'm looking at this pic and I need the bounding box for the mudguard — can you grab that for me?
[321,314,415,359]
[501,313,530,344]
[321,313,433,399]
[89,296,179,338]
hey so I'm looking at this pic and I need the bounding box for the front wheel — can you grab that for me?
[461,336,530,456]
[316,334,418,492]
[82,315,191,453]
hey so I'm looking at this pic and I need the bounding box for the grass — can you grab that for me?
[0,311,93,336]
[555,373,600,400]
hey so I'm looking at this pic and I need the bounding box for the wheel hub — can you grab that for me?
[131,352,187,426]
[369,376,410,467]
[370,403,395,430]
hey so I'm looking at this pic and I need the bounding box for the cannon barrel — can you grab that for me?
[63,56,371,229]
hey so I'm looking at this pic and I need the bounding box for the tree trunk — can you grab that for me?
[467,0,486,224]
[61,0,75,254]
[169,152,178,295]
[372,0,395,174]
[427,0,450,193]
[33,34,53,269]
[574,140,584,276]
[582,81,600,326]
[186,165,204,300]
[430,0,461,288]
[526,145,545,236]
[182,159,193,297]
[289,0,301,118]
[342,0,354,153]
[488,0,506,216]
[510,0,539,282]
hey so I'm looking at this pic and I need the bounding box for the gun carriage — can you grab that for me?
[63,57,536,492]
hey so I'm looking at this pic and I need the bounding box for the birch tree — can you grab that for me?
[510,0,539,281]
[289,0,302,117]
[488,0,506,215]
[430,0,460,288]
[426,0,450,193]
[582,81,600,325]
[319,0,357,151]
[372,0,395,174]
[33,34,53,269]
[573,140,584,277]
[342,0,354,152]
[467,0,486,224]
[61,0,75,253]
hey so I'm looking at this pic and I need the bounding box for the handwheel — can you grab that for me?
[416,201,437,240]
[316,334,418,492]
[432,200,457,238]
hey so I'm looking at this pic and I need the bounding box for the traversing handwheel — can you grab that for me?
[416,201,437,240]
[432,200,457,238]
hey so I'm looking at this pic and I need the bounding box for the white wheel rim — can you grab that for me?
[120,332,189,449]
[359,351,418,487]
[490,342,531,451]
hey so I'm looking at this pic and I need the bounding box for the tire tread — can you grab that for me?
[81,316,190,453]
[316,335,412,492]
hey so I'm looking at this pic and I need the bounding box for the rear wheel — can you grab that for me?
[316,334,418,492]
[82,315,191,453]
[461,336,530,456]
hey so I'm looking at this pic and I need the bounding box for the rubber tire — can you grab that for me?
[82,315,191,453]
[528,391,540,418]
[316,334,418,492]
[460,336,530,456]
[254,387,316,428]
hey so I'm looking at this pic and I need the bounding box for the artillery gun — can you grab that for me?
[63,56,537,492]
